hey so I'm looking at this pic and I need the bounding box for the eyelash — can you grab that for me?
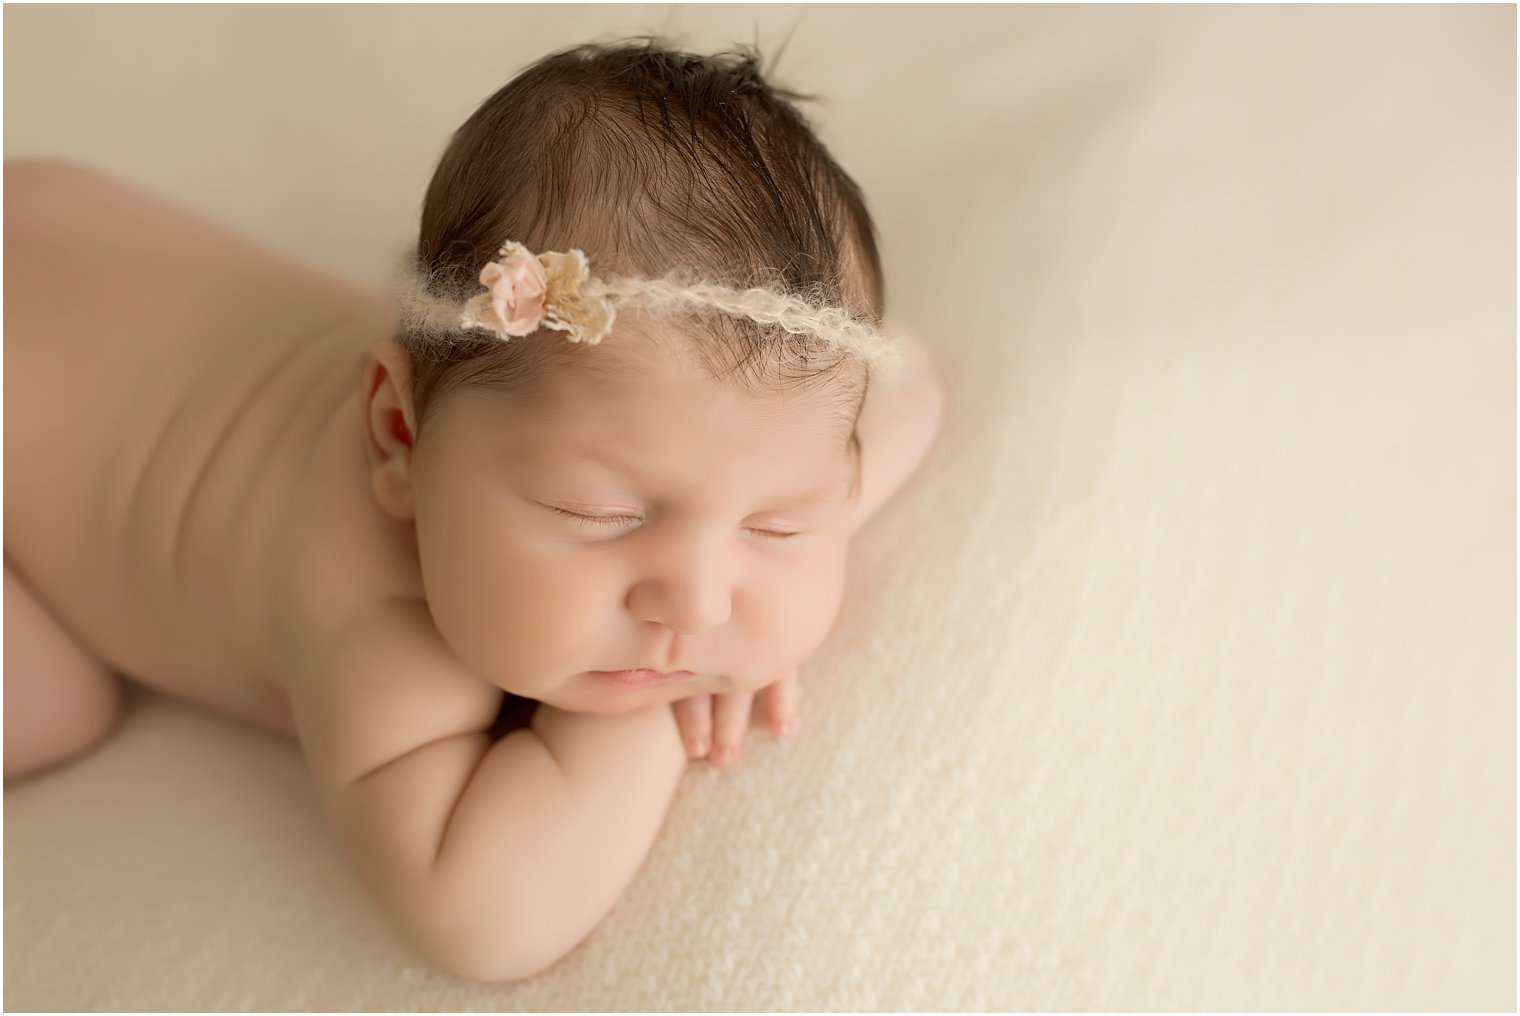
[546,506,799,540]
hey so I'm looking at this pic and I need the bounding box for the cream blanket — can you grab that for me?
[5,5,1513,1009]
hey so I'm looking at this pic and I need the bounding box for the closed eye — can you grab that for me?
[546,505,802,540]
[546,505,642,530]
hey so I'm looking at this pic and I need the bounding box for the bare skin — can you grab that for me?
[3,161,944,980]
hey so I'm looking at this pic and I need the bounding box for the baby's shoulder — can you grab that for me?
[291,599,504,784]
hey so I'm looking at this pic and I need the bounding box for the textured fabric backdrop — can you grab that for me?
[4,5,1514,1010]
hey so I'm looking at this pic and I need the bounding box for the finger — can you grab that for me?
[708,692,754,767]
[766,670,800,740]
[671,694,713,759]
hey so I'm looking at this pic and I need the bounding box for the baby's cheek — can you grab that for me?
[417,540,558,685]
[770,551,851,661]
[420,562,519,677]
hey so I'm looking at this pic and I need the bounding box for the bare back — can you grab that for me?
[4,164,423,734]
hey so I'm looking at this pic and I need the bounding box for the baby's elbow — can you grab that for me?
[398,895,583,984]
[426,939,567,986]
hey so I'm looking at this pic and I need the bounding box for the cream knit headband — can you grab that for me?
[394,241,904,375]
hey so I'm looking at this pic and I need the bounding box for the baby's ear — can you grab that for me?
[362,342,419,521]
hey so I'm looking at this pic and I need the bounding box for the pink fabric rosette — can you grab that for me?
[479,250,548,336]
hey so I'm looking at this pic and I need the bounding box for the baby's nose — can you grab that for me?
[627,576,732,634]
[626,543,733,634]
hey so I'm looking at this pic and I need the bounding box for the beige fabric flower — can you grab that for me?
[539,250,617,345]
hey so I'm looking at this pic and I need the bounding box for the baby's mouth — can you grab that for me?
[584,668,697,690]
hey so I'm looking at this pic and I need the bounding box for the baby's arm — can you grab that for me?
[290,601,685,983]
[852,332,945,532]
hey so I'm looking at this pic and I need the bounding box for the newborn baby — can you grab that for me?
[4,40,943,981]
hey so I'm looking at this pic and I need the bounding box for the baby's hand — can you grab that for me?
[672,670,798,767]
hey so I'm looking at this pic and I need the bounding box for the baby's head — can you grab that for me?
[365,40,893,712]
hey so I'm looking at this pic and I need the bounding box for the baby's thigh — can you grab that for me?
[3,561,122,781]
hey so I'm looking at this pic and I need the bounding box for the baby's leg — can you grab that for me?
[4,561,122,782]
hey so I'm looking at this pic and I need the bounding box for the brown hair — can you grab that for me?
[397,38,886,433]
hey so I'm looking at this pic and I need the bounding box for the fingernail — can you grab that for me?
[777,718,795,739]
[691,738,709,758]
